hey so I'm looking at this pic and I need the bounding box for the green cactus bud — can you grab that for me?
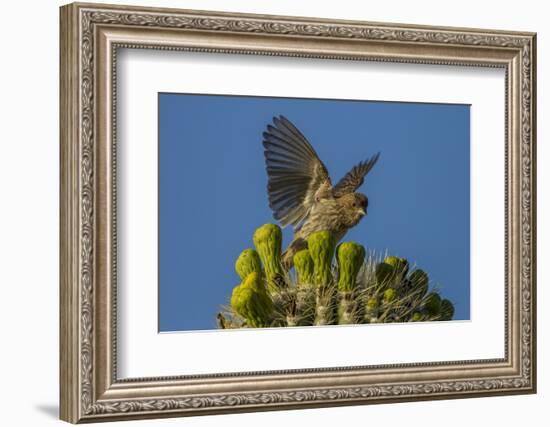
[336,242,365,292]
[235,248,262,280]
[424,292,442,316]
[409,269,429,297]
[375,262,395,288]
[440,299,455,320]
[411,311,424,322]
[307,231,336,287]
[230,272,273,328]
[367,297,379,311]
[383,288,398,304]
[294,249,314,285]
[253,223,284,292]
[364,297,380,323]
[384,256,409,276]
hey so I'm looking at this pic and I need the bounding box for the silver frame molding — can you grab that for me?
[60,2,537,423]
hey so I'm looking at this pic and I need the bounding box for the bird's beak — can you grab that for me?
[357,208,366,217]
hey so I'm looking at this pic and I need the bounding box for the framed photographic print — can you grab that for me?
[59,2,537,423]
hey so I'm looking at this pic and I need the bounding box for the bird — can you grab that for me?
[262,115,380,268]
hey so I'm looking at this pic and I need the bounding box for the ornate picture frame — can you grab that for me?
[60,2,536,423]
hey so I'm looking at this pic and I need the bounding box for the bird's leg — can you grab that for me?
[281,238,307,271]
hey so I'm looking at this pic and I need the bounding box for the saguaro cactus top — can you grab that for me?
[219,224,456,329]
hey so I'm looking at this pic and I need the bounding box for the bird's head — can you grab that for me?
[340,193,369,226]
[354,193,368,214]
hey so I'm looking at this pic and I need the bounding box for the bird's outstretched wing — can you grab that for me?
[262,115,332,228]
[332,152,380,197]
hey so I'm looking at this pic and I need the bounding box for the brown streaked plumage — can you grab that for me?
[262,115,380,268]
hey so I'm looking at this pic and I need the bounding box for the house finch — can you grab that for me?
[262,115,380,268]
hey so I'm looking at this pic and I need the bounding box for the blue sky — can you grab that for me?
[158,93,470,331]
